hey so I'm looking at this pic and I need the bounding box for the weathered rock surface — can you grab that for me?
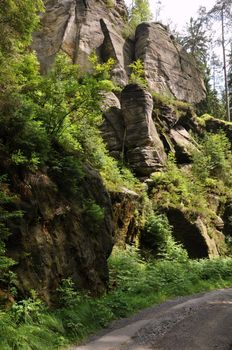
[111,188,140,246]
[101,84,167,176]
[33,0,128,73]
[135,22,206,103]
[166,209,220,258]
[169,126,197,163]
[121,84,167,176]
[6,166,113,302]
[201,115,232,141]
[100,18,132,86]
[34,2,205,105]
[101,107,125,159]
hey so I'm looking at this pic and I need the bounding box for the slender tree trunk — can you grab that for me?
[221,8,230,121]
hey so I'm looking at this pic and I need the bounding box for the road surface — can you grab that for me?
[72,288,232,350]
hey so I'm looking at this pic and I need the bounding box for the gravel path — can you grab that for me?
[71,288,232,350]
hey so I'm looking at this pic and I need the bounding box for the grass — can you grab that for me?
[0,247,232,349]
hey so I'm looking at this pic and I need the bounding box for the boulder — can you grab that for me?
[135,22,206,103]
[169,126,197,163]
[201,115,232,142]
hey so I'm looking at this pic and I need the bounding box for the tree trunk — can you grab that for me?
[221,8,230,121]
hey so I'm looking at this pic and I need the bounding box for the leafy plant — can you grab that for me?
[192,131,232,184]
[129,59,147,88]
[11,291,45,324]
[84,200,105,225]
[141,214,188,261]
[56,279,81,308]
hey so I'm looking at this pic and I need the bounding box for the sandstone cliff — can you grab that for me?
[5,0,229,301]
[33,0,205,102]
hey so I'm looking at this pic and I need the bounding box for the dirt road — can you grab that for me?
[72,288,232,350]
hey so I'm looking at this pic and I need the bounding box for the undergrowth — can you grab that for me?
[0,247,232,350]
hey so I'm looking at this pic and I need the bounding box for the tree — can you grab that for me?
[180,8,210,69]
[197,66,226,119]
[208,0,232,121]
[227,45,232,117]
[128,0,153,30]
[0,0,44,55]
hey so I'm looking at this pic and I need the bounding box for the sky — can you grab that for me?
[150,0,216,30]
[125,0,217,30]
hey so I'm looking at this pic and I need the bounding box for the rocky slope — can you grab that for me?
[5,0,231,300]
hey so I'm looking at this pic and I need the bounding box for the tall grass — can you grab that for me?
[0,247,232,349]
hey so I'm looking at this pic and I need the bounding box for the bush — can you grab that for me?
[141,214,188,261]
[192,131,232,184]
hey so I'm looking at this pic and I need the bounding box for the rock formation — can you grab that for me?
[33,1,206,104]
[135,22,206,103]
[121,84,167,175]
[7,165,114,303]
[7,0,228,301]
[33,0,128,74]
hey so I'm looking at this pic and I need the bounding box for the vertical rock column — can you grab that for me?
[121,84,167,176]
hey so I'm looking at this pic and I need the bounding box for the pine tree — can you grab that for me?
[227,46,232,117]
[128,0,153,30]
[208,0,232,121]
[181,16,209,68]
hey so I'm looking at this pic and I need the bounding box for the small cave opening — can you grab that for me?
[166,209,209,258]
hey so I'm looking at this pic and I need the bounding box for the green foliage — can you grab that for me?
[0,248,232,349]
[151,153,210,218]
[142,214,172,255]
[48,151,85,196]
[11,291,45,324]
[0,176,22,284]
[84,200,105,225]
[180,15,209,67]
[129,59,147,87]
[142,214,188,261]
[196,69,226,119]
[123,0,153,37]
[128,0,153,30]
[56,279,81,308]
[192,131,232,184]
[0,0,44,55]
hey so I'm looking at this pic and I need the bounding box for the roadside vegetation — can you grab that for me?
[0,245,232,349]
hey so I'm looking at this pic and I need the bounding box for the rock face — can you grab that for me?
[111,188,140,246]
[6,166,113,303]
[33,0,128,74]
[169,126,197,163]
[100,18,132,86]
[33,2,206,104]
[166,209,220,258]
[135,23,206,103]
[101,106,125,159]
[101,84,167,176]
[121,84,167,175]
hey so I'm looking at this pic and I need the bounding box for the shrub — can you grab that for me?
[141,214,188,261]
[129,59,147,88]
[192,131,232,184]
